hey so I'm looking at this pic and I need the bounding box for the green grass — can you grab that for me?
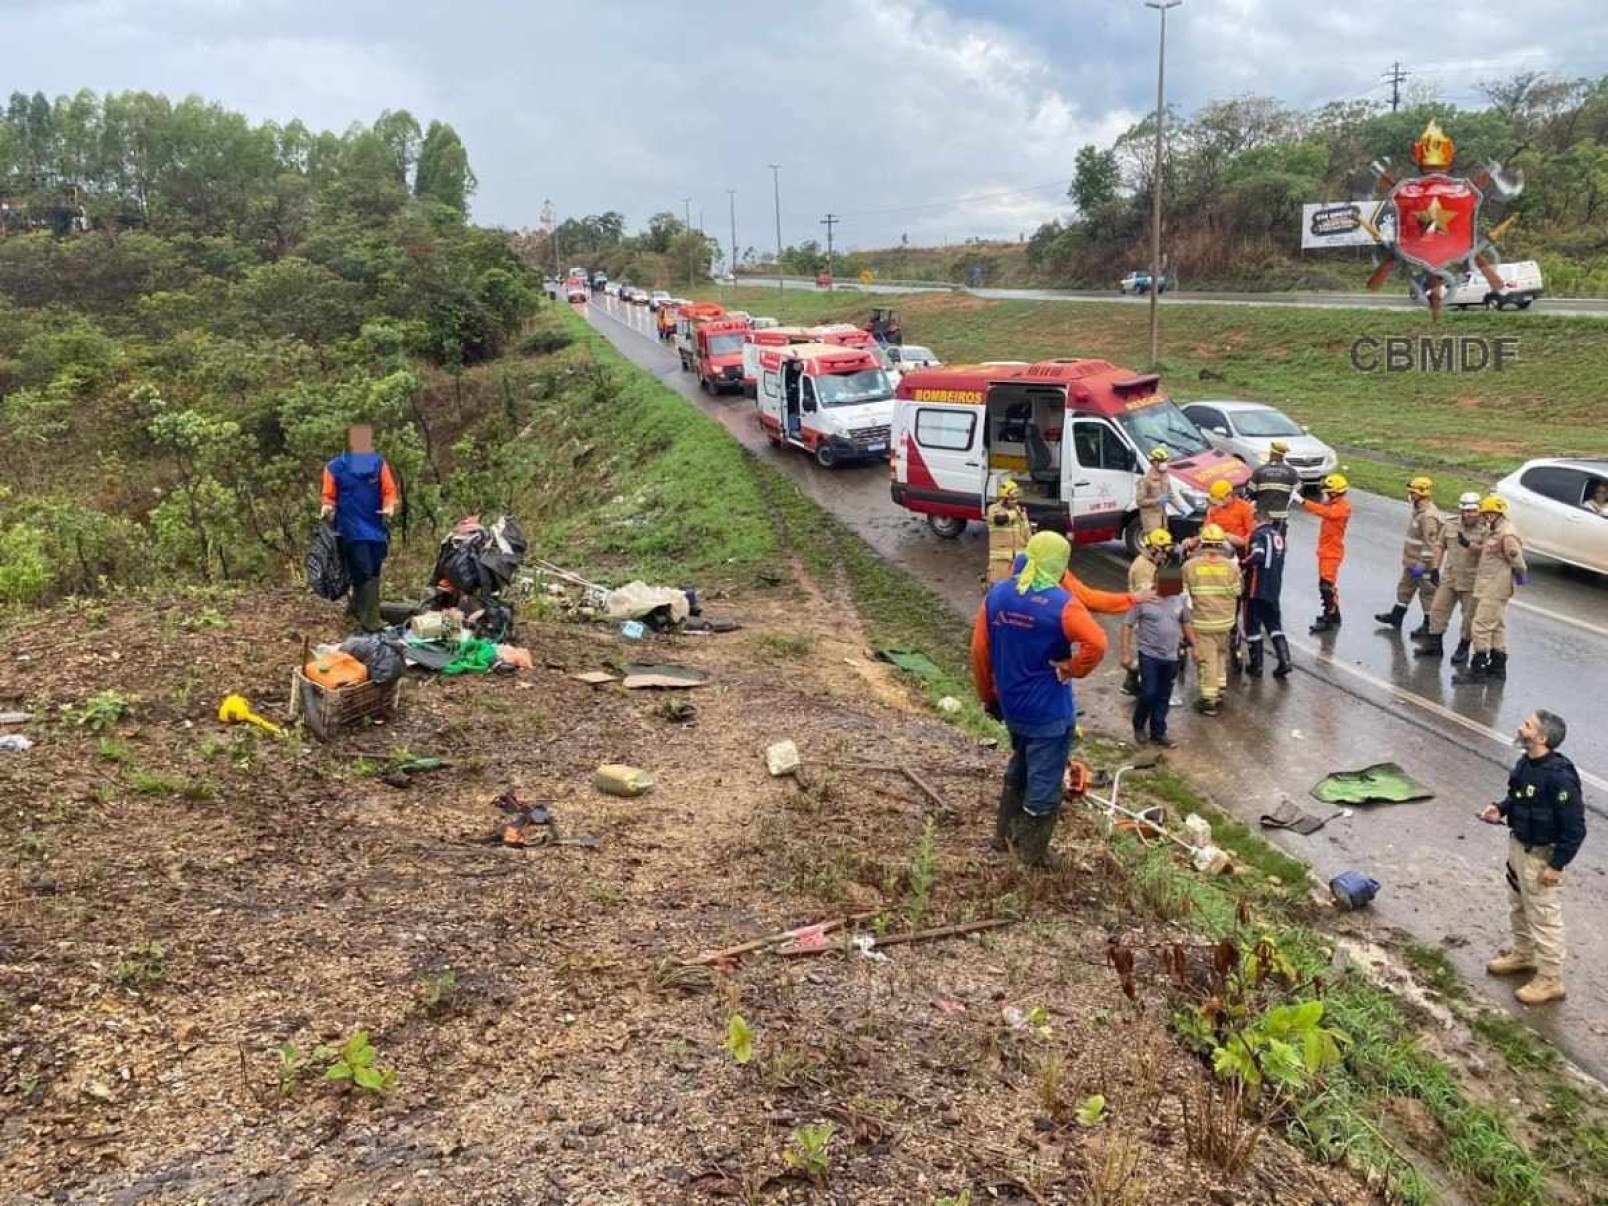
[1470,1011,1560,1074]
[701,286,1608,503]
[1402,940,1469,1002]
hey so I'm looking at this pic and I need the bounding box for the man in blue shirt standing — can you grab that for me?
[971,532,1108,868]
[319,424,399,633]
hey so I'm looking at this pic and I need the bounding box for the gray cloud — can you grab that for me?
[2,0,1601,249]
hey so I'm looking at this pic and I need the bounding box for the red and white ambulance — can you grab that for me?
[890,359,1250,552]
[755,342,895,468]
[741,326,814,396]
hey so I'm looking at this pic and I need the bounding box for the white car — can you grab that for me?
[888,344,941,370]
[1495,458,1608,575]
[648,290,672,310]
[1439,260,1543,311]
[1180,400,1337,484]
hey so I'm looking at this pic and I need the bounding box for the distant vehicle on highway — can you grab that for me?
[1496,458,1608,575]
[590,271,609,292]
[1180,400,1337,484]
[604,281,620,297]
[751,316,780,330]
[1119,270,1169,296]
[564,277,588,304]
[648,290,672,310]
[887,344,940,370]
[543,277,559,300]
[1437,260,1544,311]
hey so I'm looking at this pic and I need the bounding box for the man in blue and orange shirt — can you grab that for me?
[972,532,1108,869]
[319,424,399,633]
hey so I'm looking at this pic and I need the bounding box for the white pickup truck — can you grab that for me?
[1441,260,1543,311]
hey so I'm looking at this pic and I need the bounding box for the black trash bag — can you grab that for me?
[430,514,528,596]
[339,634,406,685]
[307,522,349,601]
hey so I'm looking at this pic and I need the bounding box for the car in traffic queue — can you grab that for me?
[1434,260,1544,311]
[1495,458,1608,576]
[1119,270,1169,296]
[1179,400,1337,485]
[648,290,673,310]
[888,344,941,372]
[754,342,894,469]
[890,360,1250,552]
[564,277,589,304]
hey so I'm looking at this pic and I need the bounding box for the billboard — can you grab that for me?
[1300,201,1396,250]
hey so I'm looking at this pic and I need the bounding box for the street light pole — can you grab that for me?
[727,189,737,285]
[1144,0,1181,368]
[768,164,785,294]
[683,196,693,291]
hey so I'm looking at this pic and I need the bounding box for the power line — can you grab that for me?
[1384,60,1411,112]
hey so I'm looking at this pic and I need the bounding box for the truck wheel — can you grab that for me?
[1485,297,1500,310]
[927,515,966,540]
[1517,298,1533,310]
[814,443,839,469]
[1123,515,1145,558]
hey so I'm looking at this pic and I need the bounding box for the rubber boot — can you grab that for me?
[1194,696,1220,717]
[1413,633,1445,659]
[1272,635,1293,679]
[991,780,1024,853]
[1015,810,1063,870]
[1408,617,1429,640]
[1375,603,1407,630]
[1245,640,1264,678]
[353,579,384,634]
[1487,650,1508,681]
[1516,973,1567,1005]
[1452,651,1489,684]
[1450,639,1472,667]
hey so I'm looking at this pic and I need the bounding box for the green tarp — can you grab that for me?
[1310,762,1434,806]
[875,647,943,681]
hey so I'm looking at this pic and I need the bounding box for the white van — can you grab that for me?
[1444,260,1543,310]
[756,342,895,469]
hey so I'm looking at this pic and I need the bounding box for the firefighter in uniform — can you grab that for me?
[1250,441,1300,525]
[1301,472,1351,633]
[1121,528,1174,696]
[1454,495,1527,684]
[1135,448,1170,535]
[1244,514,1291,679]
[1376,476,1443,635]
[1481,710,1585,1006]
[1182,523,1241,716]
[985,479,1033,584]
[1414,492,1483,664]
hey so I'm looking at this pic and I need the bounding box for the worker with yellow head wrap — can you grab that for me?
[970,532,1108,869]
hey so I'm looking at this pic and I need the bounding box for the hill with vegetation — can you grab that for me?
[0,90,540,603]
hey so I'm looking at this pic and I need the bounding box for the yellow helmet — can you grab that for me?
[1322,472,1349,494]
[997,479,1021,498]
[1408,475,1434,495]
[1199,523,1227,546]
[1269,440,1290,455]
[1478,494,1509,515]
[1207,479,1233,502]
[1144,527,1175,550]
[1148,447,1169,464]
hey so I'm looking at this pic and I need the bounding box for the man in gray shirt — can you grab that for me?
[1120,594,1196,748]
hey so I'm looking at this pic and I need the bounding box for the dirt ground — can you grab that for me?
[0,582,1372,1204]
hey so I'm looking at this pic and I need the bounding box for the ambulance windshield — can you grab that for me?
[1116,399,1210,459]
[816,369,892,407]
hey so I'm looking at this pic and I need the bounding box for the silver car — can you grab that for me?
[1494,458,1608,575]
[1180,400,1337,483]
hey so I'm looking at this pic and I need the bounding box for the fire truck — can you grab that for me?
[689,317,753,394]
[672,304,727,367]
[754,342,894,468]
[890,359,1250,552]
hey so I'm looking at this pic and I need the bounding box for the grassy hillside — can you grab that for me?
[708,285,1608,501]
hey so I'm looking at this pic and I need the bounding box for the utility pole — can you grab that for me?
[727,189,737,283]
[1144,0,1181,369]
[540,199,559,278]
[821,213,839,285]
[768,164,783,293]
[683,196,693,290]
[1384,60,1411,112]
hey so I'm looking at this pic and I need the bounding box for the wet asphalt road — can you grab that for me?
[585,293,1608,1077]
[739,275,1608,317]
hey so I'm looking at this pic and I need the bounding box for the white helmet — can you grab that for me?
[1458,491,1481,511]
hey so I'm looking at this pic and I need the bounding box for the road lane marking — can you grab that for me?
[1511,597,1608,638]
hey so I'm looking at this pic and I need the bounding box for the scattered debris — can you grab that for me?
[1311,762,1433,806]
[683,913,877,967]
[339,634,406,685]
[0,733,33,753]
[1182,813,1213,847]
[620,621,647,641]
[1191,845,1232,876]
[570,670,620,686]
[776,917,1015,958]
[823,762,952,814]
[593,764,654,797]
[217,694,285,738]
[1259,799,1340,835]
[621,664,710,690]
[683,618,741,635]
[874,647,942,681]
[0,710,31,725]
[494,791,601,849]
[765,740,802,778]
[606,581,694,626]
[936,696,962,713]
[1330,871,1381,910]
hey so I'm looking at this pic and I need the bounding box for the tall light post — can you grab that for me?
[1144,0,1181,368]
[767,163,783,293]
[726,189,738,285]
[683,196,694,290]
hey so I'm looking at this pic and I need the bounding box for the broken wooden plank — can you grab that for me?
[684,911,878,966]
[776,917,1015,958]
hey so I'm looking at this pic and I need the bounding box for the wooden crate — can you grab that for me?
[290,667,401,742]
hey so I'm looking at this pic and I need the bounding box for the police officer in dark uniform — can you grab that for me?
[1250,440,1302,526]
[1243,514,1291,678]
[1480,710,1586,1006]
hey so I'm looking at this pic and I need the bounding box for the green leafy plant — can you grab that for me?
[416,968,459,1015]
[1075,1093,1109,1127]
[724,1013,754,1066]
[71,689,132,732]
[935,1192,973,1206]
[1209,1000,1345,1093]
[782,1121,836,1182]
[905,815,938,929]
[277,1042,308,1098]
[112,941,167,990]
[314,1030,397,1095]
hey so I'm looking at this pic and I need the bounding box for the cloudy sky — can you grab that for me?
[4,0,1604,250]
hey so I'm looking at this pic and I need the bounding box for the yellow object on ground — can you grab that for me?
[218,693,286,738]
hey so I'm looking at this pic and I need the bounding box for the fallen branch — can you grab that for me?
[683,911,878,966]
[777,917,1015,958]
[820,762,954,813]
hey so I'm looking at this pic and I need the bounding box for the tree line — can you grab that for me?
[0,90,542,603]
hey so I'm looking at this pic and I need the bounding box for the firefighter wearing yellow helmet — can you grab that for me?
[1135,447,1171,535]
[1454,494,1528,684]
[1377,475,1443,635]
[1301,473,1352,633]
[984,478,1033,584]
[1182,522,1242,716]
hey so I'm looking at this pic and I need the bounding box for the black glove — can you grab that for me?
[984,700,1003,721]
[1457,533,1470,548]
[1428,569,1440,587]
